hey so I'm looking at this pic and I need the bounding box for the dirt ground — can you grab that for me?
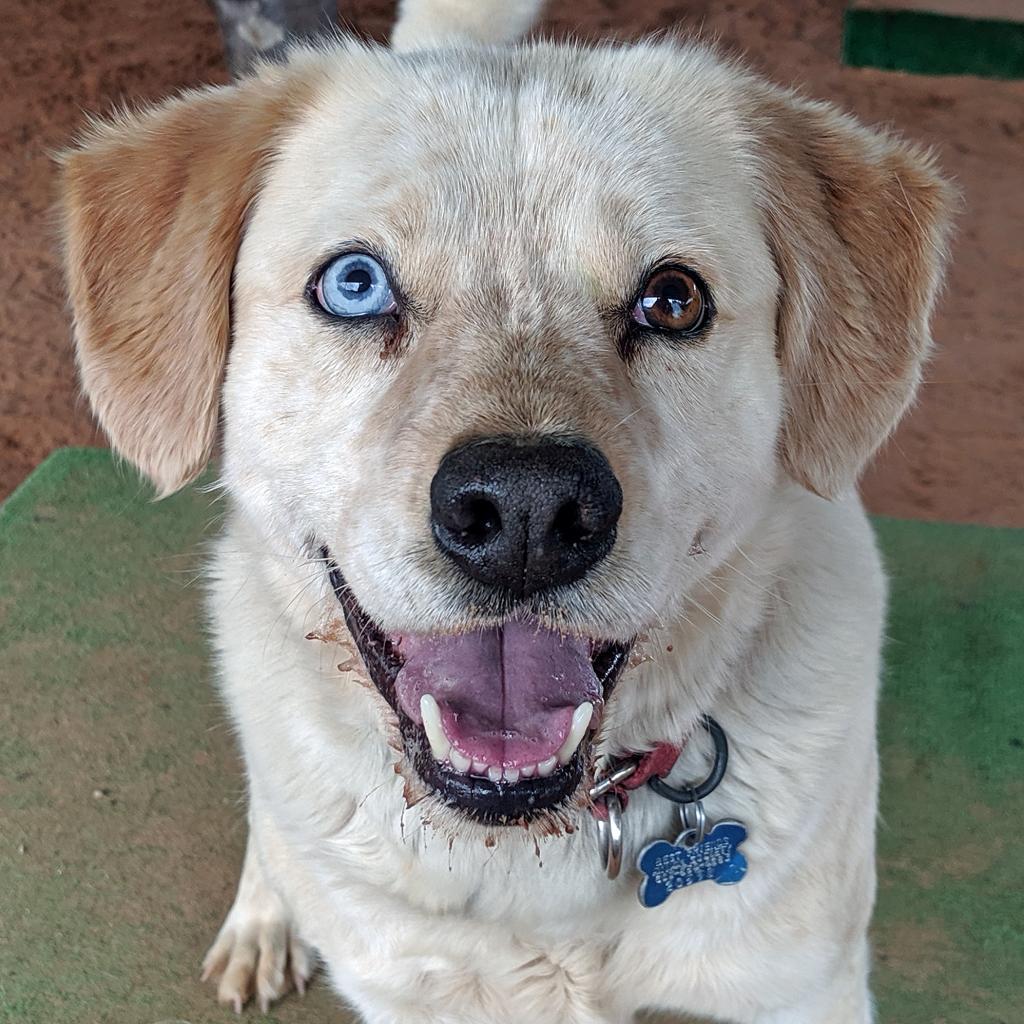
[1,0,1021,524]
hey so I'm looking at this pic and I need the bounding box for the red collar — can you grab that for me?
[590,742,681,820]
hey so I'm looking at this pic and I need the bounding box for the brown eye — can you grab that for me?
[631,267,708,334]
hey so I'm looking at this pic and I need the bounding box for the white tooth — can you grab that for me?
[520,763,536,779]
[487,765,503,783]
[472,759,489,776]
[419,694,449,761]
[538,756,557,778]
[556,702,594,765]
[503,766,521,784]
[449,747,471,773]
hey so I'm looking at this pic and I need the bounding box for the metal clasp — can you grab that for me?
[588,759,639,802]
[590,757,641,880]
[678,796,708,847]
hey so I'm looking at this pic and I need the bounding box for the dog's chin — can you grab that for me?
[324,553,631,826]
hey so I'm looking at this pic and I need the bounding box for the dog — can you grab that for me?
[58,0,953,1020]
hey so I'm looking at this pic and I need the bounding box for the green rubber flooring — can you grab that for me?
[843,7,1024,79]
[1,448,1022,1023]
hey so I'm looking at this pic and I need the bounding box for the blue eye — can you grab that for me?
[314,252,397,318]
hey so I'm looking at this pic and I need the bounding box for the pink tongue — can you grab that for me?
[394,621,601,768]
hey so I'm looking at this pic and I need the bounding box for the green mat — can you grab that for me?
[1,448,1022,1024]
[843,8,1024,79]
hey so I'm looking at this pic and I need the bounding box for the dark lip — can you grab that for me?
[323,550,632,825]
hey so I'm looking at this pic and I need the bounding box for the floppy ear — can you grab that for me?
[750,86,955,498]
[59,69,316,496]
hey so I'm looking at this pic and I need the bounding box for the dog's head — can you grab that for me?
[60,38,951,827]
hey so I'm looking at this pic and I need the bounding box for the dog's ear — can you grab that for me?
[749,86,954,498]
[59,70,315,496]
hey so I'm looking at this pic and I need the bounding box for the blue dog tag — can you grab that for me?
[637,820,748,908]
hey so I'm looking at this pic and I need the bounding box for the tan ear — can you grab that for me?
[749,86,955,498]
[59,68,316,496]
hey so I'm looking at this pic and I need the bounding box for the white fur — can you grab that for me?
[392,0,546,52]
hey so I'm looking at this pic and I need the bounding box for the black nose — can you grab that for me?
[430,437,622,598]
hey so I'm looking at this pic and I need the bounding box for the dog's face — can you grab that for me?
[60,41,951,826]
[229,45,782,631]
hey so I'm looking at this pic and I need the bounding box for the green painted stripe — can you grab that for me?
[843,8,1024,79]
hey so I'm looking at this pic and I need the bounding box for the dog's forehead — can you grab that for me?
[255,45,769,306]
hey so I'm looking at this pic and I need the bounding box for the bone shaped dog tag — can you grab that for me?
[637,820,748,908]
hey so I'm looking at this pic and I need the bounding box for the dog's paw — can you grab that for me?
[201,850,314,1013]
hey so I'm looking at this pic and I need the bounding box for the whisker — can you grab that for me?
[261,573,334,662]
[731,542,786,580]
[611,405,647,430]
[792,377,967,387]
[682,592,724,628]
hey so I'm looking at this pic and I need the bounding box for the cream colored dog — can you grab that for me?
[59,0,952,1020]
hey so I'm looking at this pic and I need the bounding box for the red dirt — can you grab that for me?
[1,0,1022,524]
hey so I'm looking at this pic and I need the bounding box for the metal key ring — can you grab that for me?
[679,796,708,846]
[647,715,728,805]
[596,792,624,880]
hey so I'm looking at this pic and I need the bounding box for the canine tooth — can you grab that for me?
[419,694,450,761]
[449,747,472,773]
[503,766,521,784]
[538,756,557,778]
[520,763,536,779]
[487,765,503,783]
[556,702,594,765]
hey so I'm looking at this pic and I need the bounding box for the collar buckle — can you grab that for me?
[588,758,641,801]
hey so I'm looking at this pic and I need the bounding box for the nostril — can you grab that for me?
[452,496,502,547]
[551,499,588,547]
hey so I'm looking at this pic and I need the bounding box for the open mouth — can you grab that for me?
[325,556,631,824]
